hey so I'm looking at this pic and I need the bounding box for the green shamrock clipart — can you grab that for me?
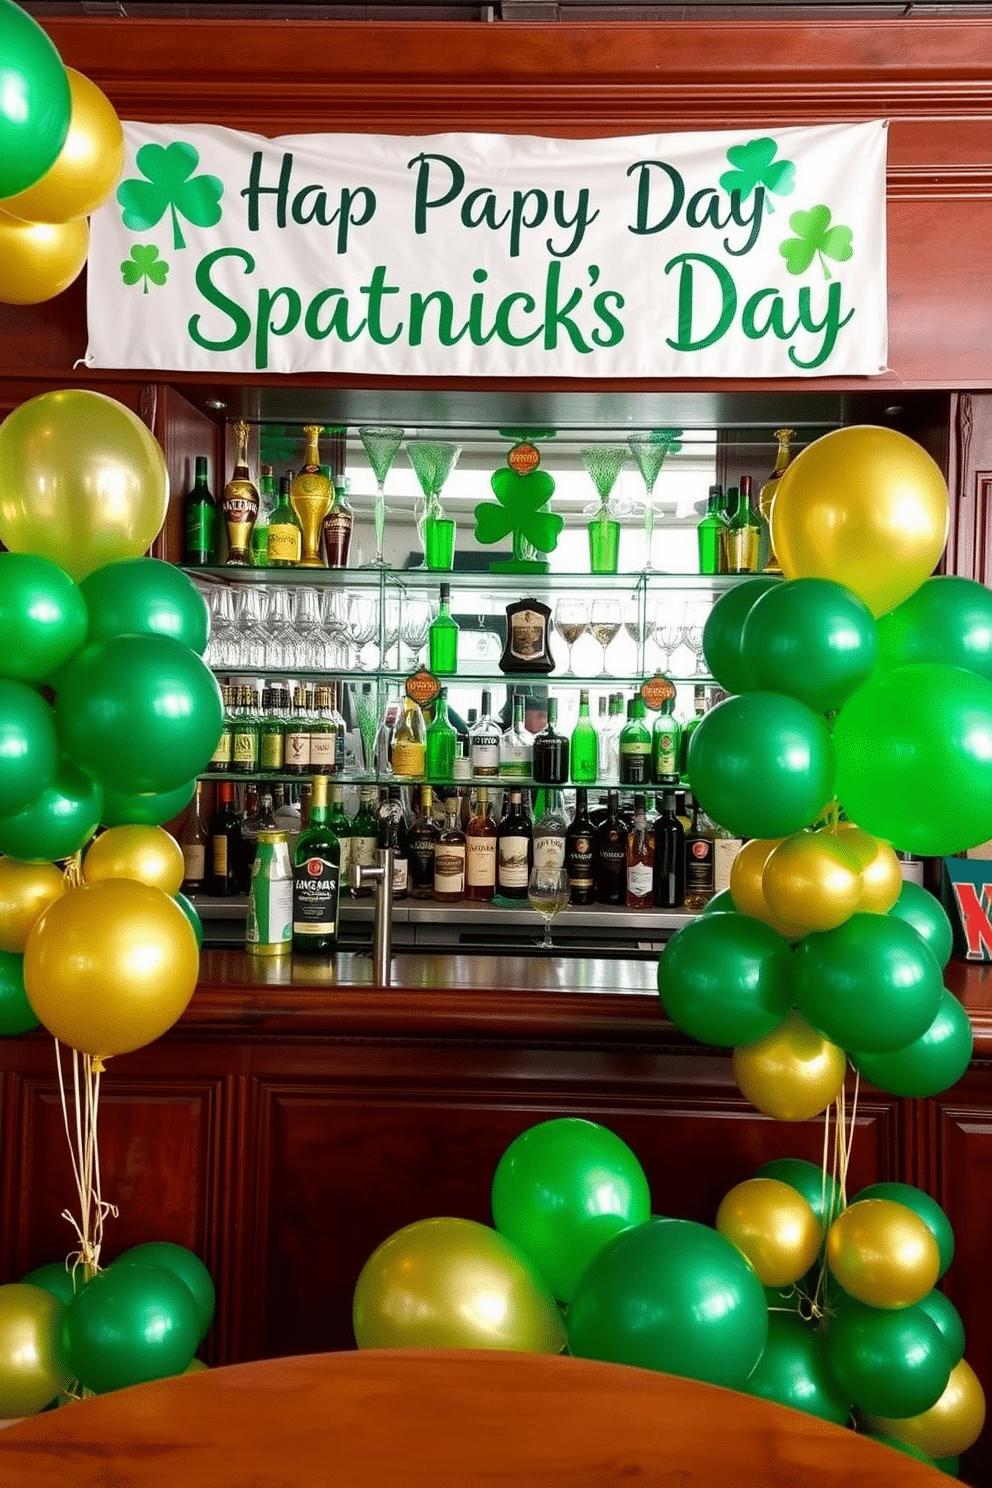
[120,244,170,293]
[117,141,223,250]
[780,206,854,280]
[720,138,796,214]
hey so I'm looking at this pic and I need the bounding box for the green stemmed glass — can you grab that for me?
[581,445,626,574]
[407,439,460,569]
[628,430,682,570]
[359,425,404,569]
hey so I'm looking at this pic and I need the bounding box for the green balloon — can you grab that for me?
[702,578,780,695]
[111,1242,215,1342]
[174,893,204,950]
[825,1296,951,1419]
[744,1313,852,1425]
[0,759,102,862]
[659,913,793,1048]
[794,914,943,1055]
[687,693,835,840]
[755,1158,842,1230]
[915,1290,966,1366]
[0,678,58,818]
[742,578,878,715]
[80,558,210,657]
[101,779,197,828]
[0,554,87,684]
[0,951,39,1035]
[834,664,992,856]
[490,1119,651,1304]
[888,882,954,969]
[62,1262,200,1393]
[853,1183,954,1278]
[55,634,223,797]
[851,991,973,1099]
[863,1434,937,1466]
[0,0,72,197]
[877,576,992,683]
[22,1262,84,1307]
[701,889,737,915]
[568,1218,768,1388]
[935,1456,960,1477]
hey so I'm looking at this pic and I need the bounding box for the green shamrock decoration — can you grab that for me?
[779,206,854,280]
[719,137,795,214]
[259,424,299,466]
[117,141,223,250]
[120,244,169,293]
[475,465,564,575]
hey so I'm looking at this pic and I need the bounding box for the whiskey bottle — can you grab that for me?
[684,793,716,911]
[292,774,341,954]
[532,698,569,785]
[182,456,217,567]
[428,584,459,676]
[208,782,242,896]
[465,786,498,902]
[323,474,354,569]
[469,689,500,777]
[625,793,654,908]
[267,476,302,567]
[759,428,794,573]
[724,476,761,574]
[222,421,259,566]
[652,791,686,908]
[409,786,440,899]
[179,780,209,894]
[565,788,596,906]
[434,795,466,903]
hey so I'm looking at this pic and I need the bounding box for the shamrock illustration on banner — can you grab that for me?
[117,142,223,250]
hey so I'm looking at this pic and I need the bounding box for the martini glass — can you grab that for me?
[580,446,626,574]
[628,430,682,570]
[407,440,460,569]
[359,426,404,569]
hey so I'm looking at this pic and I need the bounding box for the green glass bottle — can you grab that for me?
[425,687,457,782]
[327,784,354,895]
[697,484,724,576]
[724,476,761,574]
[618,696,651,786]
[428,583,459,675]
[182,455,217,567]
[651,694,682,785]
[570,688,598,784]
[250,463,275,567]
[267,476,301,567]
[259,686,286,773]
[232,686,259,775]
[291,774,341,954]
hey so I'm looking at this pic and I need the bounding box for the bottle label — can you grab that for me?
[686,837,715,893]
[268,524,300,563]
[499,747,531,777]
[567,838,594,890]
[212,837,228,876]
[653,730,679,778]
[183,844,206,880]
[247,861,293,949]
[619,744,650,785]
[336,835,353,889]
[392,856,409,893]
[292,857,340,935]
[714,837,742,895]
[509,608,546,662]
[310,733,336,765]
[185,505,216,557]
[434,845,465,894]
[233,730,257,766]
[393,741,426,776]
[324,512,353,567]
[409,837,437,889]
[627,863,653,898]
[533,835,566,872]
[211,732,232,766]
[471,739,500,775]
[498,840,530,889]
[286,730,310,767]
[353,834,378,869]
[260,732,285,770]
[467,837,497,887]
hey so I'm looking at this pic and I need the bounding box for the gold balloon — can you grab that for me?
[23,879,198,1058]
[715,1178,822,1287]
[0,858,66,954]
[832,825,902,914]
[0,211,89,306]
[763,831,864,934]
[1,71,124,224]
[865,1359,986,1459]
[0,389,168,583]
[770,426,949,619]
[732,1010,847,1122]
[0,1284,72,1417]
[728,837,807,940]
[353,1217,567,1354]
[84,824,185,897]
[826,1199,940,1309]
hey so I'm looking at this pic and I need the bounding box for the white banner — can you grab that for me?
[86,121,887,379]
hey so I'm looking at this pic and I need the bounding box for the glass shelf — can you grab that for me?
[211,669,713,686]
[184,565,759,595]
[202,771,680,792]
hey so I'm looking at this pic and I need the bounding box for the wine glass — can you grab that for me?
[628,430,682,569]
[347,594,378,669]
[400,596,434,669]
[407,440,460,569]
[580,446,626,574]
[359,426,404,569]
[528,864,570,949]
[553,598,588,676]
[589,598,622,677]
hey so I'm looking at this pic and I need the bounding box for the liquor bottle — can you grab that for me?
[323,475,354,569]
[309,686,337,776]
[425,687,457,781]
[594,789,627,905]
[570,689,598,784]
[469,689,500,777]
[222,421,259,566]
[240,790,277,894]
[684,794,716,910]
[565,788,596,906]
[290,427,332,568]
[652,791,686,908]
[232,686,259,775]
[434,795,466,903]
[179,780,209,893]
[259,688,286,773]
[209,685,234,774]
[208,782,242,896]
[697,484,724,576]
[182,456,217,567]
[284,686,311,776]
[372,686,401,775]
[350,786,380,897]
[391,697,427,778]
[378,785,410,899]
[250,463,274,567]
[498,598,554,674]
[409,786,440,899]
[328,683,346,774]
[679,686,709,782]
[497,787,532,900]
[618,697,651,786]
[626,794,654,908]
[598,693,623,783]
[465,786,497,902]
[532,698,569,785]
[499,694,533,779]
[759,428,794,573]
[327,785,354,896]
[533,788,568,872]
[724,475,761,574]
[428,584,459,676]
[267,476,302,567]
[651,695,681,786]
[713,820,744,895]
[292,774,341,954]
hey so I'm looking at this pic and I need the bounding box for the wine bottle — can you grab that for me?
[232,686,259,775]
[652,791,686,908]
[565,788,596,907]
[651,695,681,786]
[222,421,259,566]
[179,780,208,894]
[618,696,651,786]
[284,686,311,776]
[533,788,568,872]
[208,782,242,896]
[409,785,440,899]
[697,484,724,576]
[350,787,379,897]
[267,476,302,567]
[465,785,497,902]
[594,789,627,905]
[182,456,217,567]
[570,688,598,784]
[497,787,532,901]
[625,793,654,908]
[725,475,761,574]
[327,784,354,896]
[679,687,709,782]
[391,697,427,778]
[532,698,569,785]
[378,785,410,900]
[434,795,466,903]
[428,584,459,675]
[259,688,286,773]
[292,774,341,954]
[499,694,533,779]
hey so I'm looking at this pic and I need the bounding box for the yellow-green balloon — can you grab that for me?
[0,1283,72,1416]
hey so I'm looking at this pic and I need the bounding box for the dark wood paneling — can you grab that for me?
[151,385,225,563]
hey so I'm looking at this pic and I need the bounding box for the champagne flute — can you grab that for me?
[528,863,570,950]
[553,598,588,677]
[359,426,404,569]
[590,598,622,677]
[627,430,682,570]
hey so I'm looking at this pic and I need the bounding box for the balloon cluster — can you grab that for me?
[0,0,125,304]
[0,1241,215,1414]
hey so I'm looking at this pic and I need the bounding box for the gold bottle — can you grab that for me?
[758,428,795,574]
[222,420,260,565]
[289,425,332,567]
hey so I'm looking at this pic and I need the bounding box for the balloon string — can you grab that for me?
[62,853,84,890]
[839,1070,860,1209]
[53,1041,117,1286]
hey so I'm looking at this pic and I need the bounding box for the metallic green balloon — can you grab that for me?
[915,1290,966,1367]
[825,1296,951,1419]
[173,893,204,950]
[0,951,39,1035]
[701,888,737,915]
[742,578,878,715]
[111,1241,214,1342]
[101,779,197,828]
[21,1262,84,1307]
[745,1312,852,1425]
[887,882,954,970]
[0,679,58,818]
[62,1262,200,1394]
[850,991,973,1099]
[854,1184,954,1278]
[876,576,992,683]
[491,1119,650,1304]
[659,913,793,1048]
[701,577,779,696]
[0,0,72,198]
[568,1218,768,1389]
[0,759,102,862]
[80,558,210,656]
[0,553,87,684]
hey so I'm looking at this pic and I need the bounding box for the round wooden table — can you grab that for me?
[0,1349,948,1486]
